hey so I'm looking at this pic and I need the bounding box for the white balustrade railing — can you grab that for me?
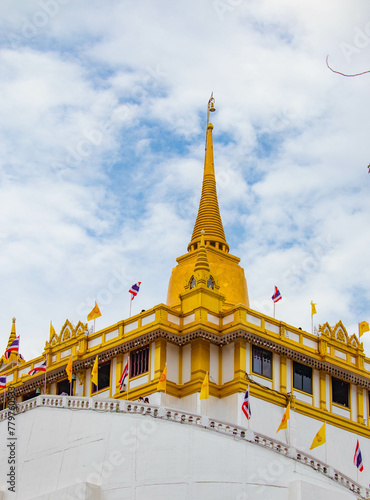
[0,395,368,499]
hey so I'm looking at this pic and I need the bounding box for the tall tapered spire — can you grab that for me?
[188,94,229,253]
[166,95,249,310]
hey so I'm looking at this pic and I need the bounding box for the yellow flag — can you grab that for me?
[91,356,99,386]
[276,403,290,433]
[310,422,326,450]
[157,365,167,391]
[311,301,317,316]
[200,373,209,400]
[359,321,369,338]
[66,354,73,383]
[87,301,102,321]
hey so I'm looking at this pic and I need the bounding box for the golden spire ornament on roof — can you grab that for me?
[188,93,229,253]
[166,94,249,309]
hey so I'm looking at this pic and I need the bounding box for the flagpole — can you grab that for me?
[126,355,130,401]
[129,298,132,318]
[311,307,313,335]
[273,301,275,319]
[17,334,20,367]
[44,357,47,394]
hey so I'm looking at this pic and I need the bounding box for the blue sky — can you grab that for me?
[1,0,370,360]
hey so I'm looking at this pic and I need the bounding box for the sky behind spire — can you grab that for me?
[1,0,370,359]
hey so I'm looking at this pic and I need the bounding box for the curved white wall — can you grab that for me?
[0,402,363,500]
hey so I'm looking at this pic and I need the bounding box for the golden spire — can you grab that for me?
[188,94,229,253]
[7,317,16,349]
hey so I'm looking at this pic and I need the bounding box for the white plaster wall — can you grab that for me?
[351,384,357,422]
[150,343,155,381]
[0,404,365,500]
[105,329,119,342]
[274,353,280,391]
[252,374,273,389]
[110,356,117,397]
[166,343,179,384]
[209,344,218,385]
[313,369,320,408]
[129,374,148,390]
[182,345,191,384]
[326,374,330,411]
[245,342,251,374]
[141,314,155,326]
[222,344,234,383]
[286,358,292,393]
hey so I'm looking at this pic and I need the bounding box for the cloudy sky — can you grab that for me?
[1,0,369,360]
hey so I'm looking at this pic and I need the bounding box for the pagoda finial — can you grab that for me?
[7,317,16,349]
[193,229,211,274]
[187,94,229,253]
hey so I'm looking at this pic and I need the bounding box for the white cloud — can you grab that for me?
[1,0,370,360]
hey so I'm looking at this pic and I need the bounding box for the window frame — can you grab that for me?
[91,360,111,394]
[292,361,313,395]
[130,346,149,379]
[332,377,350,408]
[252,345,273,380]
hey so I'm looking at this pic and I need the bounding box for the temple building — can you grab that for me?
[0,96,369,499]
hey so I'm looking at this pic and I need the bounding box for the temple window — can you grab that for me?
[130,346,149,378]
[207,277,214,289]
[91,361,111,394]
[22,389,38,402]
[293,362,312,394]
[190,276,197,289]
[332,377,349,407]
[252,345,272,379]
[57,378,75,396]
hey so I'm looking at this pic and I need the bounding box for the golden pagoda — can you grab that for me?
[167,94,249,310]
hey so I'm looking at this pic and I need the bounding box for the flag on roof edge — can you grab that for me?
[87,301,102,321]
[271,286,282,303]
[129,282,141,301]
[28,357,47,376]
[359,321,369,337]
[0,375,6,389]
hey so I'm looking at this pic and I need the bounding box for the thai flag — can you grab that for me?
[4,336,19,359]
[354,439,364,471]
[271,286,282,303]
[28,358,47,376]
[129,282,141,301]
[119,359,129,390]
[242,386,251,420]
[0,375,6,389]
